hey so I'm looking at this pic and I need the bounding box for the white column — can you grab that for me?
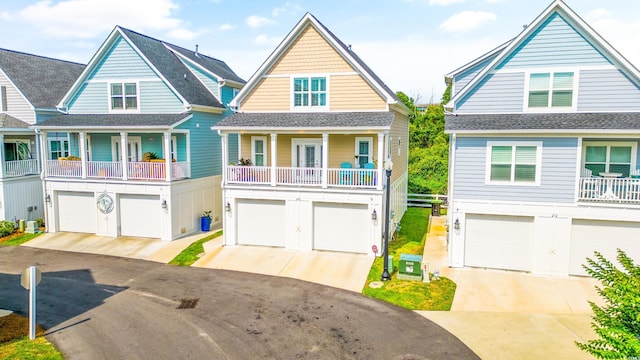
[221,133,228,184]
[79,132,87,179]
[270,133,277,186]
[120,132,128,180]
[377,132,385,190]
[0,134,5,178]
[322,133,328,188]
[163,132,172,181]
[38,131,47,177]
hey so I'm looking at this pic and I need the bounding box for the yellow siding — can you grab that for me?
[388,110,410,183]
[242,77,290,111]
[330,75,387,110]
[270,26,353,74]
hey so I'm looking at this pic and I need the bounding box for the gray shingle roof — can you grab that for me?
[165,44,245,85]
[445,112,640,132]
[34,113,190,129]
[0,48,85,109]
[0,113,31,129]
[216,112,394,129]
[118,27,245,109]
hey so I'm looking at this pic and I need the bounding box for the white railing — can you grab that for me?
[46,160,189,181]
[4,159,39,177]
[226,165,378,188]
[578,177,640,203]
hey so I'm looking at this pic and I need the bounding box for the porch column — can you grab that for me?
[120,132,128,180]
[0,134,5,178]
[322,133,328,188]
[377,132,385,190]
[163,132,172,181]
[270,133,277,186]
[79,132,87,179]
[38,131,47,177]
[221,133,228,184]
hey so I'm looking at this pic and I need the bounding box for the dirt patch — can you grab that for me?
[0,313,45,343]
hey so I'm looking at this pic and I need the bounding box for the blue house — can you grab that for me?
[0,49,84,224]
[445,0,640,276]
[34,26,244,240]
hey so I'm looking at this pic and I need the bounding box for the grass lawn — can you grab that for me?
[169,230,223,266]
[362,208,456,310]
[0,314,63,359]
[0,232,42,246]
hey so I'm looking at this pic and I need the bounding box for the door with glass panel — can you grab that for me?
[292,139,322,184]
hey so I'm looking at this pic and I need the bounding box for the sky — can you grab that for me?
[2,0,640,104]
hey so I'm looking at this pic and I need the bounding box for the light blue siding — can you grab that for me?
[90,133,115,161]
[578,69,640,111]
[453,55,497,98]
[227,133,239,165]
[221,86,239,107]
[183,60,220,100]
[497,13,611,69]
[177,111,227,178]
[457,72,525,113]
[453,137,578,203]
[139,81,184,112]
[67,82,108,113]
[87,37,157,80]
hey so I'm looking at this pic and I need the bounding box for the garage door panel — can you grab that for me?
[120,194,161,238]
[237,199,286,247]
[314,203,368,254]
[465,214,533,271]
[570,220,640,276]
[58,192,97,233]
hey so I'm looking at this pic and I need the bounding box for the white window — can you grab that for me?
[110,82,138,111]
[170,136,177,161]
[387,136,392,159]
[251,136,267,166]
[49,139,69,160]
[85,135,92,161]
[527,72,574,109]
[398,137,402,156]
[293,77,327,108]
[583,142,637,177]
[0,86,6,112]
[486,142,542,185]
[4,139,31,161]
[355,137,373,168]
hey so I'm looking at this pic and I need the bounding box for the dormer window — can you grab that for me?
[293,77,326,108]
[528,72,574,108]
[110,82,138,110]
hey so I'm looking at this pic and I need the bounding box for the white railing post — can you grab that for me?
[322,133,328,188]
[120,132,128,180]
[270,133,277,187]
[79,132,87,179]
[164,132,172,182]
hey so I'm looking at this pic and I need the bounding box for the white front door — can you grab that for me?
[111,136,142,162]
[292,139,322,182]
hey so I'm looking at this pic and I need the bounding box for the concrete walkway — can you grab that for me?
[417,216,601,360]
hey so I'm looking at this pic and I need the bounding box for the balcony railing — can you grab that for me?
[578,177,640,203]
[4,159,39,177]
[226,165,378,189]
[45,160,190,181]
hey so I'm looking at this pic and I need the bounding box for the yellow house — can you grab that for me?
[214,13,409,256]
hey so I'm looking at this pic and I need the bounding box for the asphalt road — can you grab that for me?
[0,246,479,359]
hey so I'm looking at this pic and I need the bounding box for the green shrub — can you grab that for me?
[0,220,15,237]
[35,217,45,228]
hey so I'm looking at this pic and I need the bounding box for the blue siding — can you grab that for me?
[90,133,116,161]
[578,69,640,111]
[220,86,238,107]
[453,137,578,203]
[453,55,497,98]
[87,37,157,80]
[177,111,227,178]
[139,81,184,112]
[183,60,220,100]
[457,72,525,113]
[68,82,108,113]
[497,13,611,69]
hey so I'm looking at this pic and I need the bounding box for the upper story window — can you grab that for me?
[110,82,138,111]
[293,77,326,108]
[528,72,574,109]
[486,141,542,185]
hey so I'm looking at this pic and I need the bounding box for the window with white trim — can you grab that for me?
[251,136,267,166]
[293,77,326,107]
[49,139,69,160]
[4,139,31,161]
[584,142,636,177]
[355,137,373,168]
[486,142,542,184]
[528,72,574,108]
[110,82,138,110]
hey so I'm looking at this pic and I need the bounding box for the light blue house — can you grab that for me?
[34,26,244,240]
[445,0,640,276]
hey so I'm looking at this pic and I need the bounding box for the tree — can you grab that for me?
[576,249,640,359]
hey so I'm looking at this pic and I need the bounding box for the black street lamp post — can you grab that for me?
[381,160,393,281]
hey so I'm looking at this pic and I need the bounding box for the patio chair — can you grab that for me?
[339,162,352,185]
[580,168,600,199]
[360,162,376,185]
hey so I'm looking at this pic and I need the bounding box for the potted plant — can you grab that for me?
[201,210,212,232]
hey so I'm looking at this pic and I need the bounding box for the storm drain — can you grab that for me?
[177,298,199,309]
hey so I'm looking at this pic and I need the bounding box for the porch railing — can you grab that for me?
[578,177,640,203]
[226,165,378,188]
[4,159,39,177]
[45,160,190,181]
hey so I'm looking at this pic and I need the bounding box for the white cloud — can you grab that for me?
[17,0,185,39]
[246,15,274,28]
[271,2,303,17]
[166,28,198,41]
[218,23,234,31]
[585,8,613,21]
[254,34,280,45]
[0,11,10,21]
[440,11,496,32]
[429,0,465,5]
[585,9,640,69]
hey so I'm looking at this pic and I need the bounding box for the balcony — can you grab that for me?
[4,159,39,178]
[578,176,640,204]
[225,165,378,189]
[45,160,190,181]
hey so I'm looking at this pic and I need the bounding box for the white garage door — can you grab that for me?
[58,192,97,233]
[237,199,286,247]
[465,214,533,271]
[570,220,640,276]
[120,194,161,238]
[314,202,369,254]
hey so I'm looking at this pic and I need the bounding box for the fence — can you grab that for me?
[407,193,448,208]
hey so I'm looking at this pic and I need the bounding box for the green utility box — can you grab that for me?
[388,255,394,274]
[397,254,423,281]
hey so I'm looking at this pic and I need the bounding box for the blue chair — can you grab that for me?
[340,162,352,185]
[361,162,376,185]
